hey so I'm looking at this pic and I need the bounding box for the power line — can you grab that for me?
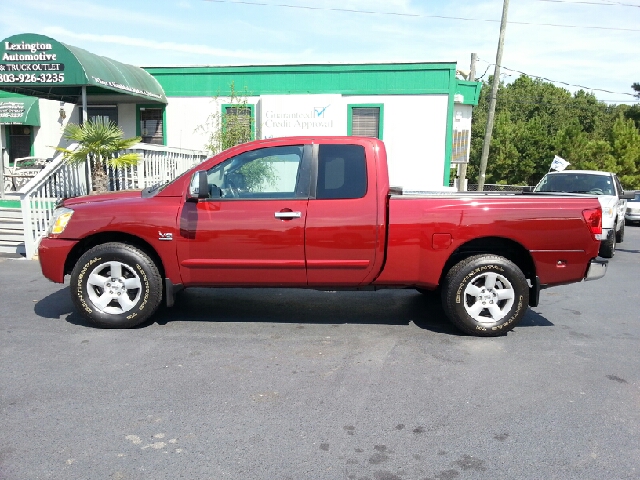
[476,58,637,98]
[538,0,640,7]
[203,0,640,32]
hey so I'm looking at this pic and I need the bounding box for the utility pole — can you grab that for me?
[477,0,509,191]
[457,52,477,192]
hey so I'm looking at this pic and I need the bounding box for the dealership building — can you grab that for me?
[1,33,481,191]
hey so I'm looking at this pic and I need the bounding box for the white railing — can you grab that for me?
[18,143,208,259]
[107,143,208,191]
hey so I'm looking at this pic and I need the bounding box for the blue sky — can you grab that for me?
[1,0,638,104]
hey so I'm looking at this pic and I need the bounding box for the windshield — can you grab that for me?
[534,173,614,195]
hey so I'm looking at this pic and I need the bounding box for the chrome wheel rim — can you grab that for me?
[86,261,142,315]
[463,271,515,325]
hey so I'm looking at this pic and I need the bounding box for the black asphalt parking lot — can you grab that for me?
[1,227,639,480]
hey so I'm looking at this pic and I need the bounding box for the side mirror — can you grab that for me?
[187,171,210,201]
[620,191,636,200]
[522,186,534,193]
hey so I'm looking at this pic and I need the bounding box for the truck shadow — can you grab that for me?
[36,286,554,335]
[156,288,462,335]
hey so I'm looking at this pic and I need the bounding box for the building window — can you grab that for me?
[7,125,33,164]
[348,104,384,139]
[221,103,255,142]
[139,107,164,145]
[451,129,470,165]
[87,105,117,125]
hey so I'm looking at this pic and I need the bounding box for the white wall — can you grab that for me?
[32,99,78,160]
[344,94,450,191]
[165,96,260,154]
[119,104,137,139]
[158,93,455,190]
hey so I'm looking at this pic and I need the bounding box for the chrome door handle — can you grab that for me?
[275,211,302,219]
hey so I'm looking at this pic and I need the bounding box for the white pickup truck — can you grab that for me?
[532,170,634,258]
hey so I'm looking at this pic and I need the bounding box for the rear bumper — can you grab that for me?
[595,227,612,241]
[38,237,78,283]
[584,258,607,281]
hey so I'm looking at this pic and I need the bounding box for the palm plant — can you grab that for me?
[57,117,141,193]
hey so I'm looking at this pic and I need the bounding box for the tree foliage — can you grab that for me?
[467,76,640,189]
[57,117,141,193]
[198,81,254,155]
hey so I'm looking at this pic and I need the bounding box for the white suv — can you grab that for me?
[532,170,633,258]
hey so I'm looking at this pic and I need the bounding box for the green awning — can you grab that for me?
[0,34,166,104]
[0,94,40,125]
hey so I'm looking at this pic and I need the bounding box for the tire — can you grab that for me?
[70,242,163,328]
[616,221,624,243]
[599,229,616,258]
[441,255,529,337]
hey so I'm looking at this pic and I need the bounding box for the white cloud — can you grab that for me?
[42,27,297,64]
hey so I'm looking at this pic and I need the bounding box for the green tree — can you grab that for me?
[468,75,638,188]
[199,81,254,155]
[609,115,640,188]
[57,118,141,193]
[624,83,640,130]
[198,82,279,191]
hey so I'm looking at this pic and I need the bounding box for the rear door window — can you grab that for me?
[316,144,367,199]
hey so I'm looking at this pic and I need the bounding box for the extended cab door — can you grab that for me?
[176,145,312,286]
[305,142,382,286]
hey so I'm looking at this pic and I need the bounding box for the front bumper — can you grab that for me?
[584,258,607,282]
[38,237,78,283]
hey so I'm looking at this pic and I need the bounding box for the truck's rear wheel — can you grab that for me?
[441,255,529,337]
[70,243,163,328]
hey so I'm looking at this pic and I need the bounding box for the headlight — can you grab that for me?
[602,206,614,218]
[48,207,74,236]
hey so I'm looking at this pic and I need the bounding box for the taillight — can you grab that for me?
[582,208,602,236]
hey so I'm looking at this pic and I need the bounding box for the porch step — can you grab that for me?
[0,242,26,256]
[0,207,22,220]
[0,206,25,257]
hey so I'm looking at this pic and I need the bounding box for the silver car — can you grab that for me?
[625,191,640,225]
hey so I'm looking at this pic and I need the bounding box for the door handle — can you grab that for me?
[275,211,302,220]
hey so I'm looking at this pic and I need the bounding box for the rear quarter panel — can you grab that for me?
[374,195,601,288]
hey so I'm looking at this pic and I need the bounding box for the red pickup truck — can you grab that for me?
[39,136,606,336]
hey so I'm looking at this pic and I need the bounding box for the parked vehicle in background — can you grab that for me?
[532,170,634,258]
[38,137,606,337]
[625,191,640,226]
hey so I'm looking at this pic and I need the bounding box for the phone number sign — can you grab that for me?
[1,38,68,85]
[0,72,65,83]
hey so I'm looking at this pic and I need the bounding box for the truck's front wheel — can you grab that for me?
[441,255,529,337]
[599,230,616,258]
[70,243,163,328]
